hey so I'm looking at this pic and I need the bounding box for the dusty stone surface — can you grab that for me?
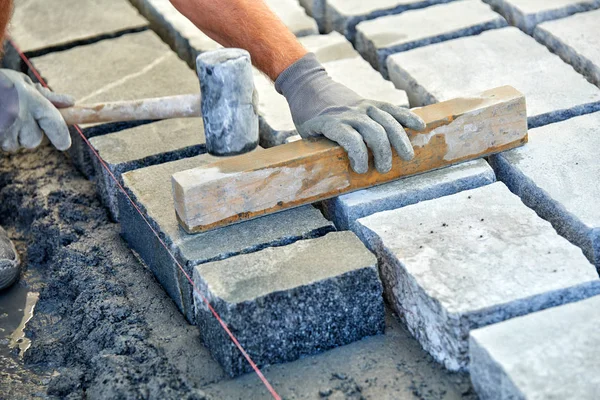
[357,182,600,371]
[120,152,335,323]
[356,0,507,76]
[258,55,409,147]
[197,49,258,156]
[299,0,329,31]
[489,112,600,269]
[470,295,600,400]
[326,0,458,41]
[193,232,384,376]
[485,0,600,34]
[9,0,148,53]
[534,9,600,87]
[30,30,199,177]
[322,159,496,232]
[387,27,600,127]
[129,0,317,68]
[89,119,206,221]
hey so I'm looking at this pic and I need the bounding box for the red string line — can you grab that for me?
[9,38,282,400]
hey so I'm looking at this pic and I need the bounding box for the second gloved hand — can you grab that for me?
[0,69,73,152]
[275,53,426,174]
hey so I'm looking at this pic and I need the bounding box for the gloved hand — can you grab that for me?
[276,53,426,174]
[0,69,73,152]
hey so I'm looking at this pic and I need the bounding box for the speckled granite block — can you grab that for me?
[326,0,458,42]
[470,295,600,400]
[193,231,385,377]
[484,0,600,34]
[89,119,205,221]
[129,0,317,68]
[534,9,600,87]
[9,0,147,54]
[489,112,600,269]
[357,182,600,371]
[322,160,495,232]
[119,152,335,323]
[387,27,600,128]
[257,54,409,147]
[30,30,198,178]
[356,0,507,76]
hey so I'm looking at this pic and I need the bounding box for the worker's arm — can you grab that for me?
[169,0,425,174]
[0,0,73,152]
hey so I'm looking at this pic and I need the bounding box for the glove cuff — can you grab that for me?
[275,53,324,96]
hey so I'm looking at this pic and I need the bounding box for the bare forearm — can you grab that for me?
[0,0,13,47]
[169,0,307,80]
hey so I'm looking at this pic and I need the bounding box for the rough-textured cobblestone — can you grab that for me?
[387,27,600,127]
[534,9,600,87]
[193,232,384,377]
[357,182,600,371]
[489,112,600,269]
[470,295,600,399]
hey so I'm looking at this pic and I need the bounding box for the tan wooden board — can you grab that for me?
[172,86,528,233]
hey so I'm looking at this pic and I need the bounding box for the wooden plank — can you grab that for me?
[172,86,528,233]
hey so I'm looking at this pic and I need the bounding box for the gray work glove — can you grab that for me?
[0,69,73,152]
[275,53,426,174]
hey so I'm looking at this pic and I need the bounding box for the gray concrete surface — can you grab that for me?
[119,151,335,323]
[326,0,459,42]
[534,9,600,87]
[484,0,600,34]
[89,119,206,221]
[356,0,507,76]
[193,232,385,376]
[387,27,600,126]
[357,182,600,371]
[470,295,600,400]
[30,30,199,178]
[9,0,148,53]
[489,112,600,269]
[322,160,496,232]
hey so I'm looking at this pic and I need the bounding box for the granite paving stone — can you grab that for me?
[9,0,148,54]
[484,0,600,34]
[257,54,409,147]
[299,0,329,32]
[30,30,199,177]
[89,119,206,221]
[470,295,600,399]
[322,160,496,232]
[356,0,507,76]
[387,27,600,127]
[119,151,336,324]
[356,182,600,371]
[489,112,600,269]
[326,0,459,42]
[193,231,385,376]
[130,0,317,68]
[534,9,600,87]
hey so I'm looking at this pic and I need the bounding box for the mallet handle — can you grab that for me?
[59,94,201,125]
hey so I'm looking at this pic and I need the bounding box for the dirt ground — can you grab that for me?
[0,143,476,399]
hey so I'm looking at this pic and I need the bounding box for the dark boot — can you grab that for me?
[0,226,20,290]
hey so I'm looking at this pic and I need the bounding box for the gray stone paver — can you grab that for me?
[9,0,148,53]
[299,0,329,31]
[470,295,600,400]
[326,0,459,42]
[534,9,600,87]
[484,0,600,34]
[129,0,317,67]
[322,159,496,232]
[356,182,600,371]
[257,54,409,147]
[193,231,384,377]
[356,0,507,76]
[489,112,600,269]
[31,30,199,177]
[387,27,600,127]
[120,151,335,323]
[89,119,206,221]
